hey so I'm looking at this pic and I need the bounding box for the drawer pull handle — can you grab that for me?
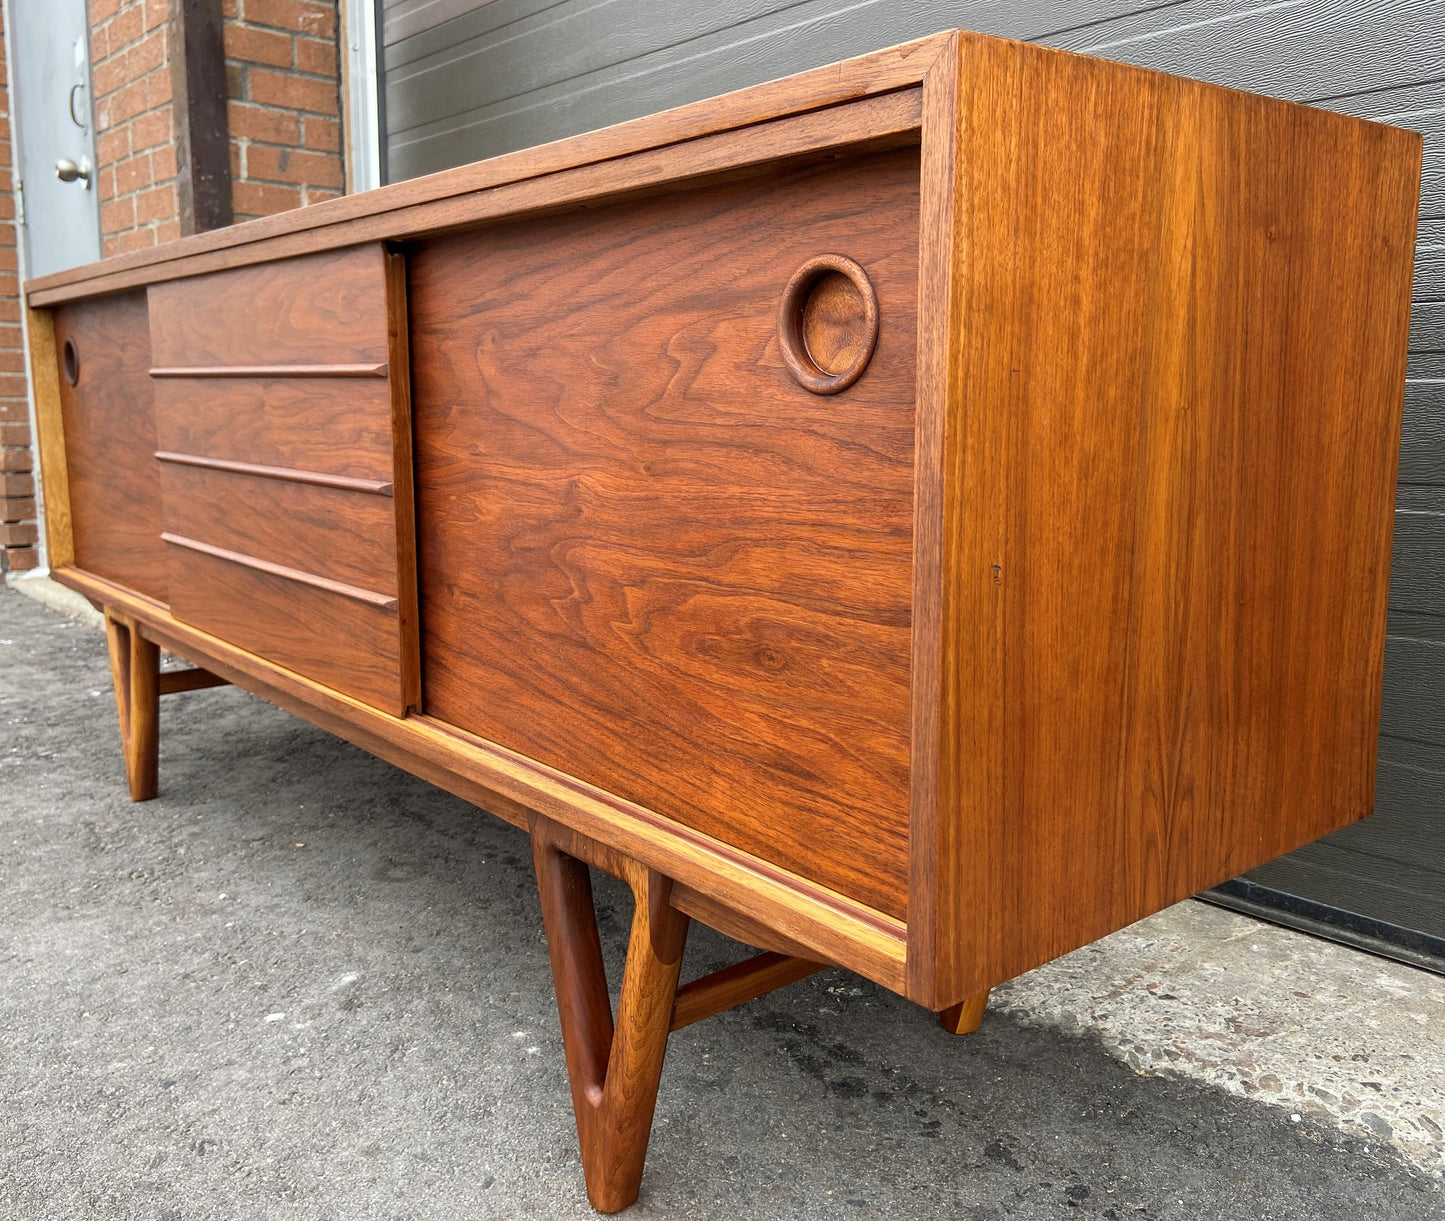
[777,254,879,395]
[62,336,80,387]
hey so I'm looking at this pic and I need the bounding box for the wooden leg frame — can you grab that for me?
[102,609,229,802]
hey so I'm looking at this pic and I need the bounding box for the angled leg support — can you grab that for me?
[104,611,160,802]
[532,816,691,1213]
[939,988,990,1035]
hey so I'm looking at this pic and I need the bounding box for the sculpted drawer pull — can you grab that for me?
[777,253,879,394]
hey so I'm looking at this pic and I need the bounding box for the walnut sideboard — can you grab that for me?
[24,30,1420,1213]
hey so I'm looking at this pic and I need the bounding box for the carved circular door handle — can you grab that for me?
[777,254,879,395]
[62,336,80,386]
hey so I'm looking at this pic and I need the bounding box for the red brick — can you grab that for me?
[103,235,123,258]
[0,397,30,418]
[92,29,109,63]
[97,125,131,165]
[91,53,130,98]
[155,219,181,244]
[301,115,339,153]
[230,142,243,176]
[113,226,157,253]
[228,101,300,144]
[0,447,30,472]
[115,152,154,194]
[98,166,119,202]
[96,79,148,130]
[0,194,15,222]
[243,0,334,37]
[144,0,168,30]
[248,67,338,115]
[0,301,20,324]
[222,0,239,15]
[0,422,29,446]
[148,66,172,106]
[0,347,21,373]
[3,547,40,571]
[294,35,336,77]
[89,0,123,24]
[231,178,300,216]
[226,22,293,67]
[135,181,177,224]
[107,3,144,51]
[0,521,37,546]
[0,473,34,497]
[101,196,135,233]
[0,496,35,522]
[0,250,17,275]
[152,142,178,181]
[304,188,341,205]
[129,108,170,151]
[245,143,341,189]
[127,27,167,76]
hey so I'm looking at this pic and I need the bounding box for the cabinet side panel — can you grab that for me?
[936,36,1421,999]
[54,291,168,604]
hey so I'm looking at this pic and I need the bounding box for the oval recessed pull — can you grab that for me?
[777,254,879,395]
[62,336,80,386]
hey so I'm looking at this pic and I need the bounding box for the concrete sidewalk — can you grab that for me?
[2,583,1441,1220]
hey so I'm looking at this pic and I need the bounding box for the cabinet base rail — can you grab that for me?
[99,600,989,1213]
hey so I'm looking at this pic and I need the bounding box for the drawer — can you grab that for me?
[147,245,419,715]
[410,144,919,918]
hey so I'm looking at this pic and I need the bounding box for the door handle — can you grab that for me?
[55,157,92,189]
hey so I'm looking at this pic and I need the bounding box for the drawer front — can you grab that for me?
[147,246,418,714]
[410,146,919,918]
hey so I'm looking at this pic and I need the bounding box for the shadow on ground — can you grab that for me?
[2,589,1440,1220]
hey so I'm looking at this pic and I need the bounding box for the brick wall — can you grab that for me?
[226,0,344,220]
[89,0,343,253]
[0,8,36,573]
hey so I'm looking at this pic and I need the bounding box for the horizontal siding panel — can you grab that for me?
[1400,380,1445,485]
[1380,634,1445,747]
[1045,0,1445,105]
[383,0,1172,178]
[1390,510,1445,616]
[1324,79,1443,217]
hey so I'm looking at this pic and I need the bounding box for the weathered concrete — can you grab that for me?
[2,585,1442,1220]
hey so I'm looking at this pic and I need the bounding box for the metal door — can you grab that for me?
[11,0,101,278]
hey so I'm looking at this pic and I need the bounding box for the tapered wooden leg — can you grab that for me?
[104,612,160,801]
[532,819,690,1213]
[939,988,990,1035]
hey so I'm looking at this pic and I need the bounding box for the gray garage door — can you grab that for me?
[380,0,1445,966]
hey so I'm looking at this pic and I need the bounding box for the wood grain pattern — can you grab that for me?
[153,377,396,482]
[531,815,690,1213]
[159,464,399,597]
[147,245,391,368]
[25,308,72,568]
[105,611,160,801]
[166,546,405,710]
[148,243,420,716]
[53,292,168,603]
[910,33,1423,1007]
[25,35,947,305]
[411,145,920,918]
[669,951,824,1032]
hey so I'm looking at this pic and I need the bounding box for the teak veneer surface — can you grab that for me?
[147,245,421,715]
[410,145,920,919]
[53,292,169,605]
[907,36,1422,1003]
